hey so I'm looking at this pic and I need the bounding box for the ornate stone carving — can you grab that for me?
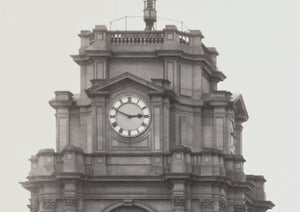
[42,198,56,210]
[28,198,39,212]
[234,204,247,212]
[172,196,186,208]
[200,199,214,209]
[63,196,79,208]
[219,199,227,211]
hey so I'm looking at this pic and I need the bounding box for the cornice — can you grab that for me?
[170,144,192,153]
[70,54,93,65]
[202,91,232,107]
[36,149,55,156]
[245,193,275,209]
[223,154,246,162]
[87,175,165,182]
[86,72,166,98]
[230,181,254,193]
[82,194,172,200]
[246,175,266,183]
[84,152,171,157]
[164,173,194,182]
[155,49,218,71]
[61,145,84,154]
[49,99,74,109]
[84,50,113,57]
[71,49,225,81]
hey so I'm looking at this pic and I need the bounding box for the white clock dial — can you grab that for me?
[109,95,151,138]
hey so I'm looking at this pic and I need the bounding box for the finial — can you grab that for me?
[143,0,157,31]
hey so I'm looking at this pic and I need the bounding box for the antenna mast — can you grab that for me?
[143,0,157,31]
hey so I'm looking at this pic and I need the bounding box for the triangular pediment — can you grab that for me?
[231,94,249,122]
[86,72,166,97]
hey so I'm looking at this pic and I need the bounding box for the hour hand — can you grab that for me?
[130,113,144,118]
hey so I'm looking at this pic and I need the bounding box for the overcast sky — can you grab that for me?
[1,0,299,211]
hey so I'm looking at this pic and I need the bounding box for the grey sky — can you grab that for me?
[0,0,299,211]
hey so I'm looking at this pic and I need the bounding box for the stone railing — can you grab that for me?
[29,146,244,180]
[109,31,164,44]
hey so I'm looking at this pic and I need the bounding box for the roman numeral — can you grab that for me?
[128,97,132,102]
[118,128,123,133]
[141,122,147,127]
[142,106,147,110]
[112,122,117,127]
[110,115,115,118]
[128,131,131,136]
[144,115,150,118]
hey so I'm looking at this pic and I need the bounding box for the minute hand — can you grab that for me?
[116,109,132,118]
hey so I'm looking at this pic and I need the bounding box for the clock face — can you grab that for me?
[109,95,151,138]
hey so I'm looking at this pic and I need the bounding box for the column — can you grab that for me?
[235,120,244,155]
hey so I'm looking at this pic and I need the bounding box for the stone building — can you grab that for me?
[22,1,274,212]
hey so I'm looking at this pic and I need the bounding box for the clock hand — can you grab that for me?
[130,113,144,118]
[115,109,132,118]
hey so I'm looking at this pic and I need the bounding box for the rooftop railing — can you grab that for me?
[109,31,165,44]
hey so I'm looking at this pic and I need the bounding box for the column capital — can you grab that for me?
[172,195,186,208]
[28,198,39,212]
[200,198,214,209]
[63,195,79,208]
[234,204,247,212]
[42,198,56,211]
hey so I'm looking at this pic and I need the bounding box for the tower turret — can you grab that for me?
[21,2,274,212]
[144,0,157,31]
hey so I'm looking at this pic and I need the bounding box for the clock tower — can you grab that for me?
[22,1,274,212]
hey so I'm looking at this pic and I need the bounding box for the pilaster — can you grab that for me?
[235,120,244,156]
[49,91,74,152]
[63,182,80,212]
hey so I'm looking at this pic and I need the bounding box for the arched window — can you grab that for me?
[111,206,148,212]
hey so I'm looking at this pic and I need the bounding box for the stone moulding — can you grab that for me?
[42,198,56,210]
[200,198,214,209]
[172,195,186,208]
[101,200,157,212]
[63,195,79,208]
